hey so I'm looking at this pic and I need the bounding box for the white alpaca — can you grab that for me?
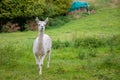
[33,17,52,75]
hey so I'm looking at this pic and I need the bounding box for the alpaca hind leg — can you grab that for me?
[47,50,51,68]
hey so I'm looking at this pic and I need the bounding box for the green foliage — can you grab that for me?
[52,35,120,50]
[88,47,97,57]
[0,0,72,18]
[78,50,85,60]
[0,0,45,18]
[24,24,30,31]
[0,0,73,32]
[52,39,71,49]
[0,0,46,32]
[1,25,8,32]
[73,38,106,48]
[45,0,72,17]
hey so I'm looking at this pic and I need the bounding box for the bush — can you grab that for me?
[0,0,73,32]
[52,40,68,49]
[73,37,107,48]
[24,24,30,31]
[0,0,45,19]
[52,36,119,49]
[52,39,72,49]
[44,0,72,17]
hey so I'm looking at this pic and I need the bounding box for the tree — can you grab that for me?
[44,0,72,17]
[0,0,46,31]
[0,0,73,32]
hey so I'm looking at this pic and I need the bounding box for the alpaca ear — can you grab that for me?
[35,17,39,23]
[44,17,48,24]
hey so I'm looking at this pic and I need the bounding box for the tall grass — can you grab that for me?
[52,34,120,49]
[0,33,119,80]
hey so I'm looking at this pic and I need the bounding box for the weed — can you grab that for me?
[88,46,97,57]
[78,51,85,60]
[56,64,69,74]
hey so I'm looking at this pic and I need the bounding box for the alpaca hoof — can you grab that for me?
[39,72,42,75]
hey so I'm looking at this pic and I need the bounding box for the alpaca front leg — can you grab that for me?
[34,54,39,65]
[39,64,42,75]
[39,55,45,75]
[34,54,40,71]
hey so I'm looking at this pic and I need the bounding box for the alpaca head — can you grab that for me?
[36,17,48,32]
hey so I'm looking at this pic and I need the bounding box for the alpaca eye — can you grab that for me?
[38,24,40,26]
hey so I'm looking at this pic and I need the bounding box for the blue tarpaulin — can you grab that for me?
[68,0,89,12]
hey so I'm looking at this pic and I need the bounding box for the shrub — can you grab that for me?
[88,47,97,57]
[73,37,107,48]
[52,40,62,49]
[0,0,73,32]
[0,0,45,19]
[52,35,120,50]
[24,24,30,31]
[52,40,71,49]
[45,0,72,17]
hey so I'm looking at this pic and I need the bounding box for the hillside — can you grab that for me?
[48,7,120,41]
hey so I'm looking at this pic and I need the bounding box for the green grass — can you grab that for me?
[0,7,120,80]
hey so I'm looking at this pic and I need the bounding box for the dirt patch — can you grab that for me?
[81,0,120,8]
[110,0,120,8]
[81,0,96,2]
[28,21,37,31]
[81,0,119,3]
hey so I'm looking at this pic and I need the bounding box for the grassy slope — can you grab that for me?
[48,8,120,41]
[0,7,120,80]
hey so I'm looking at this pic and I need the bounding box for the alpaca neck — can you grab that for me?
[38,31,44,49]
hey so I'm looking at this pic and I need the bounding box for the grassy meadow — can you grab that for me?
[0,2,120,80]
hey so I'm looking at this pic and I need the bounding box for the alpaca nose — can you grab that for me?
[41,26,44,29]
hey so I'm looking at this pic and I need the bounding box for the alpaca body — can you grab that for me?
[33,17,52,75]
[33,34,52,58]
